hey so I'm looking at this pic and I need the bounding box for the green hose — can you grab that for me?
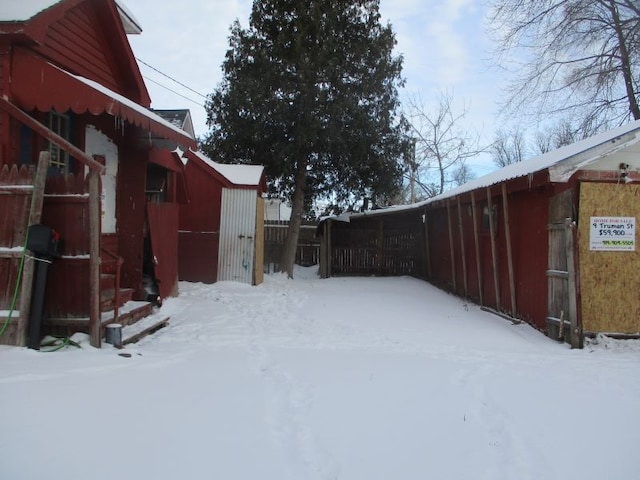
[0,235,29,337]
[39,335,81,352]
[1,163,41,339]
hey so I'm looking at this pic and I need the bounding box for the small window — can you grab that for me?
[482,204,498,232]
[47,111,71,174]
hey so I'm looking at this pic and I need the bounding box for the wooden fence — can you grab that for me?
[264,221,320,273]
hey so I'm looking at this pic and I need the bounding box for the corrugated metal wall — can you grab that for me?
[217,188,257,284]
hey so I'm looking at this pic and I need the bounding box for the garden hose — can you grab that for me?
[1,167,41,338]
[39,335,81,352]
[0,233,30,337]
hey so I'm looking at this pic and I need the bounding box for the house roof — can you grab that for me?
[0,0,141,33]
[153,110,196,138]
[187,150,265,187]
[10,49,197,150]
[1,0,150,105]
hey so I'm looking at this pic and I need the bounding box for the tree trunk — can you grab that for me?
[279,158,308,277]
[607,0,640,120]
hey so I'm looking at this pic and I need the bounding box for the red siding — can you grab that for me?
[179,160,224,232]
[178,232,219,283]
[28,0,148,104]
[178,160,224,282]
[426,181,558,331]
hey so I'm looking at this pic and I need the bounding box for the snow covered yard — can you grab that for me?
[1,268,639,480]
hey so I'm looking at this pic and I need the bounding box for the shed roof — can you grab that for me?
[330,119,640,222]
[428,119,640,204]
[187,150,265,187]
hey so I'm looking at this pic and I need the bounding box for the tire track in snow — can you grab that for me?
[224,279,341,479]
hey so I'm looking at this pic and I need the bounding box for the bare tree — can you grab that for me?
[534,118,601,154]
[491,127,528,167]
[451,163,476,187]
[488,0,640,132]
[405,92,484,198]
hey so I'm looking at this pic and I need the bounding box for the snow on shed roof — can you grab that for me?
[331,119,640,222]
[423,119,640,204]
[189,150,264,187]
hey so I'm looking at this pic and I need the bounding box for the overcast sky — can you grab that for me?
[125,0,503,175]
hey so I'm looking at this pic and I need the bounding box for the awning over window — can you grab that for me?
[10,48,197,151]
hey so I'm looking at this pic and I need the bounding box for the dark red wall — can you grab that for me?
[178,158,224,283]
[426,179,564,331]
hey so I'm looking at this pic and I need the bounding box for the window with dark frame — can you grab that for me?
[47,111,70,174]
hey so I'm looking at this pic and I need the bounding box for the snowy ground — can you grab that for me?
[1,267,639,480]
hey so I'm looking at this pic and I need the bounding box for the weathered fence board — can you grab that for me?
[264,221,320,273]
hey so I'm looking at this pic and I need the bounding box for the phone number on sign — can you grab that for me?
[601,240,634,246]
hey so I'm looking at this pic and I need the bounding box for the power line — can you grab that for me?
[136,57,209,99]
[142,76,204,107]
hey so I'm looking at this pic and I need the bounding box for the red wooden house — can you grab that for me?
[178,149,265,285]
[0,0,197,347]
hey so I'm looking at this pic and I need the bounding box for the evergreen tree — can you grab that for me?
[203,0,406,277]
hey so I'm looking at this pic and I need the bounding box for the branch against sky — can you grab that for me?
[404,91,483,199]
[487,0,640,132]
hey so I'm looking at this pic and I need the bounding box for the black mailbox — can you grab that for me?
[27,224,60,257]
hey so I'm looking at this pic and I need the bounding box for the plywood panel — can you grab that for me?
[578,182,640,333]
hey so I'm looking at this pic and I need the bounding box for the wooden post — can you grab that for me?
[487,188,501,311]
[88,171,102,348]
[470,191,483,306]
[565,218,582,348]
[456,196,468,297]
[501,183,517,317]
[446,199,457,291]
[376,219,384,274]
[16,152,49,346]
[253,197,265,285]
[327,220,332,278]
[423,210,431,279]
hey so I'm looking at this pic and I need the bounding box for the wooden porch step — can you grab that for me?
[46,300,154,338]
[121,312,170,345]
[101,273,116,291]
[100,287,134,312]
[101,300,153,328]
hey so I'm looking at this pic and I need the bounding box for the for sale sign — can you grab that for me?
[589,217,636,251]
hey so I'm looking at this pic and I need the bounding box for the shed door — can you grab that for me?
[218,189,257,284]
[546,190,581,347]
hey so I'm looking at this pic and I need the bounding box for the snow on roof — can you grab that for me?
[190,150,264,187]
[424,119,640,205]
[332,119,640,222]
[115,1,142,34]
[0,0,141,34]
[62,68,195,140]
[0,0,62,21]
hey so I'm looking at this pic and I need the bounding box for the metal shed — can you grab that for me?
[178,150,266,285]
